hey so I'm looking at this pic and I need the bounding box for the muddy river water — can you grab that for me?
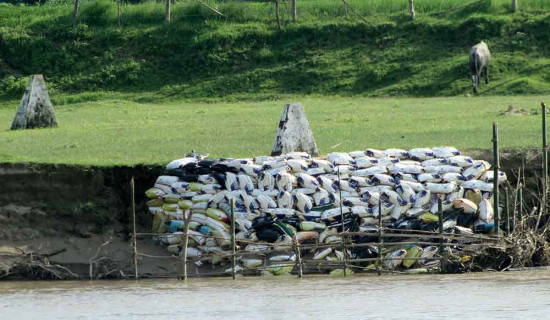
[1,270,550,319]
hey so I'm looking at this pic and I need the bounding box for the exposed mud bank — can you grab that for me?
[0,148,547,279]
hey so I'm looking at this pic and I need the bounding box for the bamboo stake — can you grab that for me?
[493,122,500,237]
[230,198,236,279]
[377,197,383,276]
[291,0,297,22]
[519,186,523,224]
[165,0,171,23]
[72,0,80,28]
[180,210,194,280]
[338,167,347,276]
[538,102,548,230]
[409,0,415,20]
[275,0,281,31]
[438,196,444,254]
[505,187,510,234]
[117,0,121,27]
[293,235,303,277]
[131,177,138,279]
[512,0,518,11]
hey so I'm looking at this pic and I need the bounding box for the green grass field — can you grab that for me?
[1,95,548,166]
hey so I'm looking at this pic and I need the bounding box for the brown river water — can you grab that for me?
[1,270,550,319]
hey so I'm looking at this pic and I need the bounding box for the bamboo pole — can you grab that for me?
[180,210,194,280]
[291,0,297,22]
[117,0,121,27]
[519,186,523,224]
[377,197,383,276]
[538,102,548,230]
[337,168,347,276]
[493,122,500,237]
[230,198,236,279]
[409,0,415,20]
[72,0,80,28]
[505,187,510,234]
[131,177,138,279]
[293,235,303,277]
[512,0,518,11]
[166,0,171,23]
[438,196,444,254]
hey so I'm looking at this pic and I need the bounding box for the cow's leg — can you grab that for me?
[485,65,490,84]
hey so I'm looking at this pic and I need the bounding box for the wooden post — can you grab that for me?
[117,0,121,27]
[409,0,415,20]
[512,0,518,11]
[519,185,523,224]
[538,102,548,229]
[438,196,444,254]
[230,198,236,279]
[337,168,347,276]
[291,0,297,22]
[377,197,383,276]
[166,0,171,23]
[493,122,500,237]
[505,187,510,234]
[72,0,80,28]
[275,0,281,31]
[180,210,194,280]
[293,235,303,277]
[131,177,138,279]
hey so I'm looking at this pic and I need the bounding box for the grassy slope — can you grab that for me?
[0,0,549,100]
[1,95,548,165]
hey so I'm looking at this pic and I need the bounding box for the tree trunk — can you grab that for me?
[117,0,121,27]
[166,0,171,23]
[409,0,415,20]
[512,0,518,11]
[275,0,281,30]
[72,0,79,28]
[291,0,297,22]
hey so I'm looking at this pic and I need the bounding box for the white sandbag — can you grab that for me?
[166,158,197,170]
[351,206,370,217]
[391,200,412,220]
[313,248,333,260]
[226,159,251,169]
[225,172,239,191]
[318,176,338,193]
[351,166,387,177]
[170,182,190,194]
[424,165,462,174]
[276,171,297,191]
[349,150,367,158]
[277,191,294,209]
[294,192,313,213]
[192,194,214,203]
[381,189,401,204]
[399,160,422,166]
[452,198,477,214]
[257,194,277,209]
[447,156,474,167]
[387,164,424,174]
[442,173,464,183]
[291,188,317,195]
[377,157,401,166]
[395,183,416,203]
[461,180,493,192]
[354,157,380,169]
[295,173,320,189]
[430,199,453,214]
[208,190,228,207]
[287,159,308,173]
[262,159,287,170]
[398,180,425,192]
[413,190,431,208]
[198,174,218,184]
[334,165,354,175]
[154,183,172,194]
[240,164,262,177]
[462,161,491,180]
[422,158,448,167]
[478,199,494,222]
[309,159,334,173]
[384,148,409,159]
[264,166,289,176]
[369,201,394,217]
[361,217,378,225]
[372,173,397,186]
[251,189,279,198]
[312,189,331,206]
[359,186,393,194]
[480,171,507,184]
[254,156,275,165]
[424,182,456,194]
[327,153,354,165]
[263,208,297,217]
[192,201,208,213]
[447,186,464,201]
[417,173,442,183]
[306,167,325,176]
[432,146,460,158]
[237,174,254,194]
[406,207,429,218]
[321,207,351,220]
[258,172,275,191]
[349,176,373,188]
[408,148,435,160]
[393,173,417,183]
[202,184,222,195]
[366,148,385,158]
[336,180,356,192]
[285,152,311,160]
